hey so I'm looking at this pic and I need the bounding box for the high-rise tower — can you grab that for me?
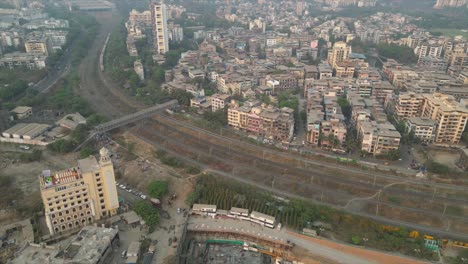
[151,1,169,54]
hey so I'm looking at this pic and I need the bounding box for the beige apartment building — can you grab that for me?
[25,37,52,55]
[335,61,355,78]
[445,46,468,69]
[421,93,468,144]
[327,41,351,69]
[39,148,119,235]
[129,9,152,26]
[359,121,401,155]
[394,92,425,120]
[211,93,230,112]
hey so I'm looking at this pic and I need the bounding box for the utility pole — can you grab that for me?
[376,190,381,216]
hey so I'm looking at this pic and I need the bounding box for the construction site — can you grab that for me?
[186,241,271,264]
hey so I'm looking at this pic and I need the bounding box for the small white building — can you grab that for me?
[192,204,217,216]
[250,211,275,227]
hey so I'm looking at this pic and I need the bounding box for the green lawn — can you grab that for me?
[430,28,468,38]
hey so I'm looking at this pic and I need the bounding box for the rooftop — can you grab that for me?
[77,156,100,174]
[11,226,118,264]
[407,117,437,127]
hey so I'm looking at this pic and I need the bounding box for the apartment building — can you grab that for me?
[335,61,355,78]
[406,117,437,143]
[434,0,468,8]
[371,81,395,102]
[25,37,52,55]
[359,121,401,155]
[217,73,253,95]
[128,9,152,26]
[39,148,119,235]
[151,2,169,54]
[415,43,443,62]
[418,56,447,71]
[228,100,294,142]
[421,93,468,144]
[404,80,438,94]
[0,52,46,69]
[394,92,425,120]
[211,93,230,112]
[266,74,298,92]
[445,46,468,69]
[327,41,351,69]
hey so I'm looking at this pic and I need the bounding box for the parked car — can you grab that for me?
[140,195,147,200]
[121,250,127,258]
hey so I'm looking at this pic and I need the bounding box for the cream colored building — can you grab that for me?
[394,92,425,120]
[211,93,230,112]
[327,41,351,69]
[421,93,468,144]
[151,2,169,54]
[359,121,401,155]
[25,37,52,55]
[39,148,119,235]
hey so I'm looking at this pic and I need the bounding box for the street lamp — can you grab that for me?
[362,237,368,247]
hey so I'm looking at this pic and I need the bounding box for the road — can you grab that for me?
[32,30,79,93]
[186,216,429,264]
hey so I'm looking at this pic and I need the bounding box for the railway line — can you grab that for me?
[76,8,468,241]
[150,117,468,206]
[135,119,468,227]
[132,124,468,241]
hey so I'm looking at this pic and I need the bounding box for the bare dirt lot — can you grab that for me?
[426,148,462,171]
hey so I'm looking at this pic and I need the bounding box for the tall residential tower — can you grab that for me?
[151,1,169,54]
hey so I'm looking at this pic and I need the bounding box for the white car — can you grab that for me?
[140,195,147,200]
[127,189,132,193]
[119,184,126,189]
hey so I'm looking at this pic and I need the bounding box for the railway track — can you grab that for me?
[136,119,468,226]
[75,8,468,240]
[149,117,468,206]
[132,123,468,240]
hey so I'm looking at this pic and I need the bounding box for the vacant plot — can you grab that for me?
[426,149,462,171]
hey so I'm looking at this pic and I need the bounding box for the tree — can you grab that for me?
[47,139,75,153]
[147,180,169,199]
[171,89,193,107]
[19,149,42,162]
[377,43,417,65]
[337,97,351,120]
[351,235,362,245]
[79,146,94,158]
[133,201,160,232]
